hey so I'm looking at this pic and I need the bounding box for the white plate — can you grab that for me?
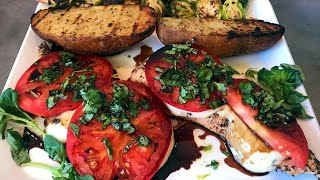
[1,0,319,179]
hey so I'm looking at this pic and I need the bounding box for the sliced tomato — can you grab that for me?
[15,52,113,117]
[145,45,223,112]
[66,81,172,180]
[225,86,308,168]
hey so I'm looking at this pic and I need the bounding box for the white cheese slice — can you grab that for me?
[45,110,75,143]
[22,148,60,180]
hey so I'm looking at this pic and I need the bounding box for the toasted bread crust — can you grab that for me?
[156,17,285,57]
[31,5,157,55]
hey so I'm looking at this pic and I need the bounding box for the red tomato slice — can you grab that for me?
[225,86,308,169]
[66,81,172,180]
[15,52,113,117]
[145,45,223,112]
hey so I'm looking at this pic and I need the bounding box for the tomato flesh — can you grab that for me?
[15,52,113,117]
[66,81,172,180]
[225,86,308,168]
[145,45,223,112]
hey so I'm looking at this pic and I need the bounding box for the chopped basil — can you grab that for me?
[206,160,219,170]
[123,135,151,153]
[102,138,113,160]
[138,98,151,111]
[238,82,255,94]
[155,44,238,106]
[47,90,67,109]
[197,174,211,179]
[69,123,80,136]
[164,49,176,55]
[136,135,151,147]
[222,150,231,157]
[37,64,63,84]
[211,82,226,95]
[155,67,164,73]
[59,52,79,68]
[209,99,225,109]
[200,145,212,152]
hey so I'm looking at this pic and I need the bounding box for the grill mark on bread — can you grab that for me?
[157,17,285,57]
[31,5,156,55]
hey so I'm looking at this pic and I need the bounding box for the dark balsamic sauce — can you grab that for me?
[23,128,43,150]
[133,45,153,65]
[152,122,268,179]
[152,122,201,180]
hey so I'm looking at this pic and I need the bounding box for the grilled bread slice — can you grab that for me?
[156,17,285,57]
[31,5,157,55]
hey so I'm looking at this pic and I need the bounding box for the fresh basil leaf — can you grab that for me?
[238,82,254,94]
[242,94,258,107]
[102,138,113,160]
[270,69,291,83]
[7,129,31,165]
[0,120,7,140]
[292,104,313,119]
[287,92,308,105]
[69,123,80,137]
[245,68,258,79]
[0,89,32,120]
[44,135,67,163]
[258,68,274,87]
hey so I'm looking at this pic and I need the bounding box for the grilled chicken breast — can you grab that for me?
[31,5,157,55]
[129,62,320,177]
[156,17,285,57]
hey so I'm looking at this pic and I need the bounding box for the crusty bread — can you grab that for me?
[157,17,285,57]
[31,5,157,55]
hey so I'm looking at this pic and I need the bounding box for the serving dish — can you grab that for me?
[1,0,319,179]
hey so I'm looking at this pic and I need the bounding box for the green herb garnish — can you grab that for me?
[69,123,80,136]
[200,145,212,152]
[136,135,151,147]
[37,64,63,84]
[206,160,219,170]
[240,64,312,127]
[197,174,211,179]
[7,129,31,165]
[155,44,238,105]
[102,138,113,160]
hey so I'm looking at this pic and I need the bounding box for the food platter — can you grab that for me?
[1,0,319,179]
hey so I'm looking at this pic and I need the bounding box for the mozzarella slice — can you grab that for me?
[45,110,75,143]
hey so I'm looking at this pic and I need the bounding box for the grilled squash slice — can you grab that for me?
[31,5,157,55]
[157,17,285,57]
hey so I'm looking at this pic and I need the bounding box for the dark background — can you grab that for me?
[0,0,319,119]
